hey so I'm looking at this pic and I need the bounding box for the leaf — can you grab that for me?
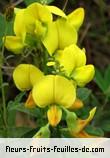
[100,120,110,132]
[7,110,16,127]
[14,92,26,103]
[7,101,41,118]
[77,88,92,101]
[94,68,106,92]
[0,127,33,138]
[24,0,55,5]
[85,125,104,137]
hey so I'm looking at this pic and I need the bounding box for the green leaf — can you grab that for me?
[24,0,55,5]
[7,110,16,127]
[85,125,104,137]
[94,68,106,92]
[77,88,92,101]
[0,127,34,138]
[100,120,110,132]
[7,101,41,118]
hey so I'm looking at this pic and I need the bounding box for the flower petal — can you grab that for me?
[68,98,84,110]
[55,44,86,76]
[13,64,44,91]
[72,65,95,87]
[56,19,78,50]
[32,75,76,108]
[42,22,58,55]
[4,36,24,54]
[45,5,66,18]
[14,9,26,37]
[25,91,36,108]
[47,105,62,127]
[68,8,85,30]
[24,2,52,33]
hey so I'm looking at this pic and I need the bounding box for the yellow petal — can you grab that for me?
[23,3,52,34]
[32,75,54,108]
[42,22,58,55]
[26,3,52,23]
[72,65,95,87]
[56,19,78,50]
[5,36,24,54]
[68,98,84,110]
[29,64,44,86]
[13,64,43,91]
[47,105,62,127]
[55,44,86,76]
[14,9,26,37]
[55,75,76,108]
[45,5,66,18]
[25,91,36,108]
[32,75,76,108]
[68,8,85,30]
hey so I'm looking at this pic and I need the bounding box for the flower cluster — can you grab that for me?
[4,2,96,138]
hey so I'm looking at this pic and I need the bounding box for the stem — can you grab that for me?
[0,18,8,128]
[63,0,68,11]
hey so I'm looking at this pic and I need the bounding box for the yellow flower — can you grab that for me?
[32,75,76,108]
[13,64,44,91]
[47,105,62,127]
[23,3,52,34]
[55,44,86,76]
[70,107,96,137]
[55,44,95,86]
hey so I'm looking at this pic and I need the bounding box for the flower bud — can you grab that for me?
[47,105,62,127]
[33,124,50,138]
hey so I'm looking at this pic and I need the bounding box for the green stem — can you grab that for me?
[63,0,68,11]
[0,18,8,128]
